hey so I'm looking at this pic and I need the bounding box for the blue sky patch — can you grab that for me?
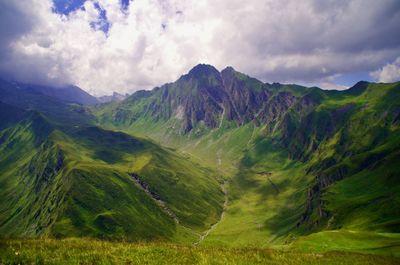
[52,0,86,15]
[334,71,373,87]
[121,0,130,11]
[52,0,111,34]
[90,2,110,34]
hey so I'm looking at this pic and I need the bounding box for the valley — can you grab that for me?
[195,181,228,245]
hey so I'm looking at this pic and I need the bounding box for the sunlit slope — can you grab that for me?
[0,111,223,242]
[202,140,310,247]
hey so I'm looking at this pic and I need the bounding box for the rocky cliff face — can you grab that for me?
[102,64,312,134]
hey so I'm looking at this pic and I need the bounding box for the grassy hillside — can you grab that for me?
[0,108,223,242]
[291,230,400,257]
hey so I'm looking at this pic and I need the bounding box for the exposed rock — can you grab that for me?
[299,166,348,228]
[129,173,179,223]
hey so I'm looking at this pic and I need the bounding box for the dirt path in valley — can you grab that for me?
[194,181,228,245]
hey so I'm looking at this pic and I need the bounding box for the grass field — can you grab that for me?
[1,238,399,265]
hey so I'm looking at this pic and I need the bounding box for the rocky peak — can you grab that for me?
[185,64,220,79]
[221,66,236,74]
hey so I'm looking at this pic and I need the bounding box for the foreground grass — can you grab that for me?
[0,238,399,265]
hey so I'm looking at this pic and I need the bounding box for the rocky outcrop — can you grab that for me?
[28,142,64,192]
[129,173,179,223]
[299,165,348,229]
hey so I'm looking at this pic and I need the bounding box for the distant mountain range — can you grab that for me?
[22,83,99,105]
[0,79,128,105]
[0,65,399,252]
[98,92,129,103]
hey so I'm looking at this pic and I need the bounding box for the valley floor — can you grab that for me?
[0,238,399,265]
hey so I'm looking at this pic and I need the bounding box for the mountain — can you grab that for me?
[98,92,129,103]
[95,64,308,134]
[93,64,400,249]
[19,83,98,105]
[0,79,94,125]
[2,80,129,105]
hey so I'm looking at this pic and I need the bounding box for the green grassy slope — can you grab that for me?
[0,108,223,242]
[202,139,310,247]
[58,126,224,234]
[291,230,400,257]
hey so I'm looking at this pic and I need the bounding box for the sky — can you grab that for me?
[0,0,399,96]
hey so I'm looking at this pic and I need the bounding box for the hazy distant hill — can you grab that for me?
[98,92,128,103]
[20,83,98,105]
[1,79,129,106]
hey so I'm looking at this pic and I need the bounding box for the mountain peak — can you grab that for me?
[346,80,369,96]
[221,66,236,73]
[187,64,220,78]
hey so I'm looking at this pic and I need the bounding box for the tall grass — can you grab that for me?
[1,238,399,265]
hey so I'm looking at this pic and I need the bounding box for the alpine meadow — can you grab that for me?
[0,0,400,264]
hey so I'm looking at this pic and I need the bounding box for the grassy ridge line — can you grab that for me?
[49,126,225,241]
[0,238,399,265]
[291,230,400,257]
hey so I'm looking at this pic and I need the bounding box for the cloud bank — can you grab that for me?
[0,0,399,95]
[371,57,400,82]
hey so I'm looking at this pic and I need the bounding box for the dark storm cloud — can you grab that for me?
[226,0,400,83]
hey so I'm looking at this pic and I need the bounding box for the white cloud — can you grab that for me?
[371,57,400,83]
[0,0,399,95]
[317,82,348,91]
